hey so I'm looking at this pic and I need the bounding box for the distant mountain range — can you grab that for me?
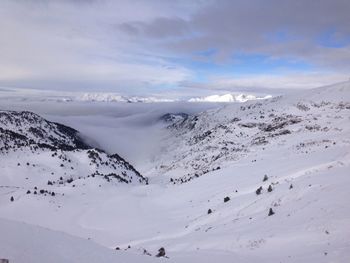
[0,88,272,103]
[78,93,272,103]
[188,93,272,102]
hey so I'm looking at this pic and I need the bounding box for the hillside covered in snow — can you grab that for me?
[0,110,147,201]
[0,81,350,263]
[153,82,350,183]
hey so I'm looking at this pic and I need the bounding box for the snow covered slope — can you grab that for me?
[0,218,156,263]
[0,81,350,262]
[152,81,350,183]
[0,110,90,150]
[0,110,147,199]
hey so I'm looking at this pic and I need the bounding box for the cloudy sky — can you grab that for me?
[0,0,349,97]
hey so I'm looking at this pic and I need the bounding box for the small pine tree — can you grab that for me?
[10,196,14,202]
[224,196,230,202]
[263,174,268,182]
[156,247,166,257]
[26,190,31,194]
[207,209,212,214]
[289,184,293,189]
[256,186,263,195]
[268,208,275,216]
[267,185,273,192]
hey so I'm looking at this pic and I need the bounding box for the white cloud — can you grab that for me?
[182,72,350,93]
[0,0,194,91]
[0,0,349,95]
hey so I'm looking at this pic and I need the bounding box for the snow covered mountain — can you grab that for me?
[0,110,147,195]
[78,93,176,103]
[159,112,189,123]
[79,92,272,103]
[0,82,350,262]
[0,88,177,103]
[188,93,272,103]
[153,82,350,183]
[0,110,90,150]
[0,87,273,104]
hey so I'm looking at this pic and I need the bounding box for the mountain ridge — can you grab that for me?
[0,110,147,192]
[150,81,350,183]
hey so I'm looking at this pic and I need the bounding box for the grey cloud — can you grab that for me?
[119,23,140,36]
[126,0,350,68]
[119,17,190,38]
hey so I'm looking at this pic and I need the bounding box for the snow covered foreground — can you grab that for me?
[1,81,350,262]
[0,218,156,263]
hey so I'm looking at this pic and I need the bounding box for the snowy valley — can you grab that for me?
[0,81,350,263]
